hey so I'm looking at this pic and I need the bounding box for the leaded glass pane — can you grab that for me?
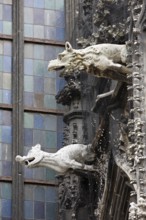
[24,0,65,41]
[24,112,64,181]
[0,183,12,218]
[0,110,12,177]
[24,185,58,220]
[0,40,12,104]
[24,43,65,110]
[0,2,12,35]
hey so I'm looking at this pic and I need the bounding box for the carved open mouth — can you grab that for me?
[25,157,35,166]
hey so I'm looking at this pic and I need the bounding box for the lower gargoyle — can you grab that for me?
[15,144,96,174]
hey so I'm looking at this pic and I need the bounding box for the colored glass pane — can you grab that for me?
[24,0,65,41]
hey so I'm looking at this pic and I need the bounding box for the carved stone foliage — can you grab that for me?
[56,78,81,106]
[77,0,131,47]
[57,171,98,220]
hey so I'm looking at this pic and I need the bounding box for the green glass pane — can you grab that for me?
[24,7,33,24]
[24,185,34,201]
[44,95,56,109]
[55,0,64,10]
[24,44,34,59]
[0,5,2,20]
[44,78,56,95]
[24,113,34,128]
[34,44,44,60]
[0,55,2,71]
[45,0,55,9]
[0,41,3,54]
[45,131,57,148]
[24,24,33,37]
[3,21,12,35]
[24,75,34,92]
[34,60,45,76]
[3,73,11,90]
[1,183,11,199]
[0,90,2,103]
[33,167,45,180]
[34,25,44,39]
[46,169,56,181]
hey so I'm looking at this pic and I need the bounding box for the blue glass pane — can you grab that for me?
[46,202,58,220]
[24,92,33,106]
[34,9,44,25]
[1,183,11,199]
[44,115,57,131]
[2,199,12,218]
[34,0,44,8]
[34,186,45,201]
[2,161,11,176]
[34,201,45,219]
[24,7,33,24]
[45,26,56,40]
[24,128,33,146]
[2,126,11,144]
[3,56,11,72]
[34,76,44,93]
[57,132,63,149]
[44,10,56,26]
[56,11,65,27]
[1,144,11,161]
[24,167,33,179]
[24,59,33,75]
[45,131,57,148]
[34,114,44,129]
[24,185,34,201]
[56,27,65,41]
[24,0,34,7]
[2,90,11,104]
[33,130,46,146]
[24,24,33,37]
[4,42,11,55]
[2,111,11,125]
[34,25,44,38]
[45,187,58,202]
[3,5,12,21]
[24,200,34,219]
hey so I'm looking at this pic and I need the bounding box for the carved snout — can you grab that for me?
[15,155,23,162]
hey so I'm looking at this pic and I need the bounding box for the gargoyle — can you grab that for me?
[48,42,131,82]
[15,144,96,174]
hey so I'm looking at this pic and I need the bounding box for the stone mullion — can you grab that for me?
[12,0,24,219]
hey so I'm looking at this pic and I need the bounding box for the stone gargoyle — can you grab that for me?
[48,41,131,82]
[15,144,96,174]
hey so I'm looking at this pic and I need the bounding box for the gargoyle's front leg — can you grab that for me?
[91,90,114,112]
[109,63,132,75]
[66,160,96,172]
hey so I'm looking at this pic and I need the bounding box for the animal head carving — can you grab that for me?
[48,42,88,76]
[48,41,131,81]
[15,144,44,168]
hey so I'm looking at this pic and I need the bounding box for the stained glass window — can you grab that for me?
[24,0,65,41]
[24,112,64,181]
[24,184,58,220]
[24,43,65,110]
[0,40,12,104]
[0,0,65,219]
[0,110,12,177]
[0,1,12,35]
